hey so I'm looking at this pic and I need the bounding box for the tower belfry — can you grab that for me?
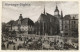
[54,5,59,16]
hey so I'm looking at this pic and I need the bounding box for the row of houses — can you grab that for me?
[4,5,78,37]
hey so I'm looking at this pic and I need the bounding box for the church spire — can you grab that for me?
[54,5,59,12]
[44,5,45,14]
[61,10,63,19]
[56,5,58,9]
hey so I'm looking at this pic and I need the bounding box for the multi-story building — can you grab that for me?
[4,5,78,37]
[70,14,78,37]
[7,14,34,34]
[63,14,78,37]
[63,15,71,36]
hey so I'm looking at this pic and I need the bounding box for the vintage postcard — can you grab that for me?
[1,1,79,50]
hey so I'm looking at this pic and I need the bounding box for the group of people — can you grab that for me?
[2,35,66,50]
[2,42,16,50]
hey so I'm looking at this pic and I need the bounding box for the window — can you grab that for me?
[72,21,75,24]
[65,33,68,35]
[74,21,76,24]
[72,21,73,24]
[65,26,67,28]
[73,17,75,19]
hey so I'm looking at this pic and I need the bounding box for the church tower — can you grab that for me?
[19,14,23,21]
[54,5,59,16]
[18,14,23,25]
[18,14,23,31]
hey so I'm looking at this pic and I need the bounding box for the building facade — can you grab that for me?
[7,14,34,34]
[35,5,63,35]
[5,5,78,37]
[70,14,78,37]
[63,14,78,37]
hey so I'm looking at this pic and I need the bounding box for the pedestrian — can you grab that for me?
[15,38,17,41]
[13,45,16,50]
[2,43,5,49]
[20,38,22,41]
[17,45,19,50]
[7,43,9,48]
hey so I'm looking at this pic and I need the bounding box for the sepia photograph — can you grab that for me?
[1,1,79,50]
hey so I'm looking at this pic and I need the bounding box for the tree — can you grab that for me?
[2,22,6,33]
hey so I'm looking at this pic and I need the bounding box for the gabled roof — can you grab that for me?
[13,20,18,26]
[38,13,47,22]
[64,14,78,20]
[63,15,71,20]
[36,12,59,25]
[28,18,34,26]
[7,18,34,26]
[21,18,28,25]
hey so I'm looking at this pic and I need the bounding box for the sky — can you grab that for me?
[2,1,79,23]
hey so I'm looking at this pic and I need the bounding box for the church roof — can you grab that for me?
[37,12,59,25]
